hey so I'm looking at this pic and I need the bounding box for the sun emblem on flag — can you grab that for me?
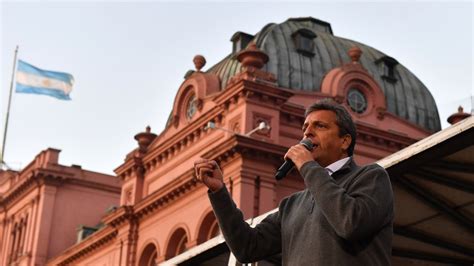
[42,79,51,87]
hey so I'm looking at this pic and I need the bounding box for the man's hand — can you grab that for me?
[285,144,314,170]
[194,158,224,192]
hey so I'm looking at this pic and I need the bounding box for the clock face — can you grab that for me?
[347,88,367,114]
[186,94,197,120]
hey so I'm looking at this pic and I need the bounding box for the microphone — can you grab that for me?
[275,138,314,180]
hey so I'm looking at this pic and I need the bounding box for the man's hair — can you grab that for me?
[305,98,357,156]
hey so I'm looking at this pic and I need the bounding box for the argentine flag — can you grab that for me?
[16,60,74,100]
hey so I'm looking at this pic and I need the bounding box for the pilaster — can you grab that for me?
[31,185,57,265]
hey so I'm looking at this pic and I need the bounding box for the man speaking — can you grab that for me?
[194,99,394,265]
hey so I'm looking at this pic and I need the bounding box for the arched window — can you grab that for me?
[20,215,28,254]
[208,220,220,239]
[165,228,188,259]
[176,234,188,255]
[197,212,220,245]
[16,218,24,257]
[9,222,18,263]
[138,243,158,266]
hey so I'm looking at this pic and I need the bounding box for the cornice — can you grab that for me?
[0,168,117,210]
[383,111,433,135]
[54,134,292,265]
[47,226,118,266]
[115,107,225,180]
[66,178,121,194]
[213,79,293,108]
[117,79,294,182]
[1,168,71,204]
[280,101,306,116]
[356,121,421,149]
[101,205,134,228]
[113,135,289,224]
[217,134,287,164]
[133,169,198,220]
[0,172,38,208]
[98,170,199,234]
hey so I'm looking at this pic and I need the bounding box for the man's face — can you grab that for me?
[302,110,351,167]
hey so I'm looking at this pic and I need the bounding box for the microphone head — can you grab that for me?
[300,138,314,151]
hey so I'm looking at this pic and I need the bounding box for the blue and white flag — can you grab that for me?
[16,60,74,100]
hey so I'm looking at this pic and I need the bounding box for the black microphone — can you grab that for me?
[275,138,314,180]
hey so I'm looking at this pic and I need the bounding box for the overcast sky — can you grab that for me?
[1,1,472,174]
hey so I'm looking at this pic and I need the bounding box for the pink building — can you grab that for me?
[3,17,470,266]
[0,148,120,265]
[46,17,455,265]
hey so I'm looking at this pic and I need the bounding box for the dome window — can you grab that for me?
[375,56,399,83]
[291,28,317,57]
[347,88,368,114]
[231,31,254,54]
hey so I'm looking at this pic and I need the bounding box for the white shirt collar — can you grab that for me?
[325,157,351,176]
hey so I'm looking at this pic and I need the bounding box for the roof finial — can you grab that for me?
[193,55,206,72]
[447,105,471,125]
[236,42,269,69]
[134,126,157,154]
[348,46,362,63]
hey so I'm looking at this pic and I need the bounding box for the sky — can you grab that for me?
[1,1,473,174]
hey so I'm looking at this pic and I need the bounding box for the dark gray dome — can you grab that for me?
[208,17,441,132]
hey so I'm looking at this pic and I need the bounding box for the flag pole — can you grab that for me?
[1,45,19,167]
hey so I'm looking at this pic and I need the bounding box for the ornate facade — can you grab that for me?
[0,148,120,265]
[46,17,445,265]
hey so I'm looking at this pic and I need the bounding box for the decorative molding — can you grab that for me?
[356,122,419,150]
[117,78,293,181]
[102,206,134,228]
[227,66,277,87]
[0,173,39,208]
[320,46,387,119]
[1,165,117,210]
[50,228,118,266]
[134,171,198,220]
[252,112,272,137]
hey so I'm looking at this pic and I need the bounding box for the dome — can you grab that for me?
[207,17,441,132]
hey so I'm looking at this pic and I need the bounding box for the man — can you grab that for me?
[194,99,393,265]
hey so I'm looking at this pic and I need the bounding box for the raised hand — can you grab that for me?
[194,158,224,192]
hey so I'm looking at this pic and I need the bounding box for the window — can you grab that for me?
[176,235,188,256]
[291,28,317,57]
[8,217,28,263]
[165,228,189,259]
[208,221,220,239]
[231,31,254,53]
[347,88,367,114]
[186,94,197,120]
[197,212,220,244]
[375,56,398,83]
[9,222,18,263]
[139,243,158,266]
